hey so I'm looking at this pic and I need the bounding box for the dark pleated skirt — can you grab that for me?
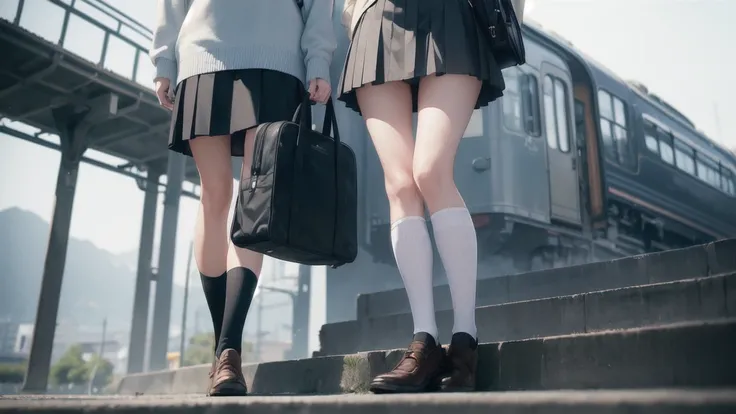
[168,69,304,157]
[338,0,506,115]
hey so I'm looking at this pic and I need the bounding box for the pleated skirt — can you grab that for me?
[338,0,506,114]
[168,69,304,157]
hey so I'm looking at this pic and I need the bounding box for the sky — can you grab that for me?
[1,0,735,354]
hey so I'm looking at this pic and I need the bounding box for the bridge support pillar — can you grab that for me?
[126,168,162,374]
[148,151,186,372]
[22,107,91,393]
[289,265,312,360]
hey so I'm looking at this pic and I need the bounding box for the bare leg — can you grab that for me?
[189,135,234,356]
[415,73,481,336]
[360,80,445,394]
[413,74,481,214]
[200,128,260,397]
[414,73,482,391]
[357,82,423,221]
[216,127,262,359]
[190,135,234,277]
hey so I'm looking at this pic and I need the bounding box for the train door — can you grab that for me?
[541,62,582,225]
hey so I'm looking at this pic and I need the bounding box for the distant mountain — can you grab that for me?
[0,207,207,335]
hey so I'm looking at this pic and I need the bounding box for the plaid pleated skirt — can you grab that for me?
[338,0,506,114]
[168,69,304,157]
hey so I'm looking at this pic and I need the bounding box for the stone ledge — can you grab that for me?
[3,390,736,414]
[117,319,736,396]
[356,239,736,321]
[322,273,735,355]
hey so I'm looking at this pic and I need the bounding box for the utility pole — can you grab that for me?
[178,240,194,368]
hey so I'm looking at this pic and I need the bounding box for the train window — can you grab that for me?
[658,131,675,165]
[598,90,613,120]
[502,68,523,133]
[719,167,732,193]
[522,75,541,136]
[674,141,696,175]
[598,89,629,165]
[554,79,570,152]
[614,99,626,127]
[696,154,721,188]
[645,135,659,153]
[543,76,558,150]
[543,75,570,152]
[726,171,736,196]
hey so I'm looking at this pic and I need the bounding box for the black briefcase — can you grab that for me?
[230,95,358,268]
[470,0,526,69]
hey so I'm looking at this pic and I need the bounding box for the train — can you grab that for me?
[324,15,736,321]
[358,19,736,268]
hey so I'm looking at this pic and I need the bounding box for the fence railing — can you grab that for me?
[2,0,154,87]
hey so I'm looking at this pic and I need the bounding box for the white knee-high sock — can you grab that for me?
[391,216,438,340]
[431,207,478,338]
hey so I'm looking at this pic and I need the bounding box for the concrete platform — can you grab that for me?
[115,319,736,396]
[320,272,736,355]
[2,390,736,413]
[353,239,736,321]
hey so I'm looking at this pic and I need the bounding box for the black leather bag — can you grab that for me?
[230,95,358,268]
[470,0,526,69]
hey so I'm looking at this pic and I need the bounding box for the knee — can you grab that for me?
[412,161,453,200]
[200,177,233,216]
[384,171,420,206]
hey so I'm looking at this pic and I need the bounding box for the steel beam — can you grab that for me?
[290,265,312,360]
[126,168,161,374]
[148,151,186,372]
[21,106,91,393]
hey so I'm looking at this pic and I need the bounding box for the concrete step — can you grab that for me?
[320,272,736,355]
[3,390,736,413]
[353,239,736,321]
[116,319,736,396]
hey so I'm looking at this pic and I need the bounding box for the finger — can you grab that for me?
[156,90,167,106]
[159,90,174,110]
[308,81,317,101]
[319,86,331,103]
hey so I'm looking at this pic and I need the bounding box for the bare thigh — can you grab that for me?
[413,74,482,213]
[189,134,234,276]
[356,81,423,221]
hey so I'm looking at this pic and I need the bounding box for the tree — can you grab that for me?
[183,332,215,366]
[50,344,87,386]
[86,354,114,387]
[182,332,256,366]
[49,344,113,387]
[0,363,26,384]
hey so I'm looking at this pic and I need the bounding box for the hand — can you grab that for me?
[308,78,331,104]
[154,77,174,110]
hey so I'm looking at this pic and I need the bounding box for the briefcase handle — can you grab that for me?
[292,93,342,146]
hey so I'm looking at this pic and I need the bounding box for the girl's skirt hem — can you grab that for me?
[168,69,303,157]
[337,0,506,115]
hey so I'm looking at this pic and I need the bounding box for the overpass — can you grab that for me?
[0,0,230,391]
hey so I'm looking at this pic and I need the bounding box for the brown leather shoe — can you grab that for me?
[206,359,216,395]
[440,332,478,392]
[209,349,247,397]
[369,332,445,393]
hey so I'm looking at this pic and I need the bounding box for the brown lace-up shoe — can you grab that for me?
[209,349,247,396]
[440,332,479,392]
[369,332,445,393]
[206,358,216,395]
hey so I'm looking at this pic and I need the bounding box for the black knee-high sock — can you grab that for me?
[216,267,258,357]
[200,272,227,353]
